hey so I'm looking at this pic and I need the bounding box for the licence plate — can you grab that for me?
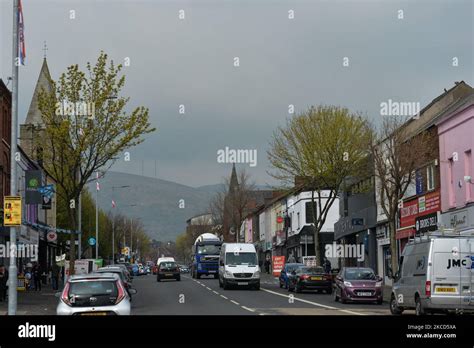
[311,276,322,281]
[237,282,248,285]
[165,273,173,277]
[208,270,216,273]
[435,287,456,293]
[358,292,372,296]
[80,312,107,316]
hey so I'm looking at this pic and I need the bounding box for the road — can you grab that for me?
[131,273,391,315]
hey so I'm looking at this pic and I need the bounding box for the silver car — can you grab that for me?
[56,272,136,315]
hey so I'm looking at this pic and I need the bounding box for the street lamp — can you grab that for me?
[111,185,130,263]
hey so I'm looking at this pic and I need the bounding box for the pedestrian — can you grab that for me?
[264,258,271,274]
[323,257,332,274]
[32,263,42,291]
[0,265,8,301]
[51,263,60,291]
[287,253,296,263]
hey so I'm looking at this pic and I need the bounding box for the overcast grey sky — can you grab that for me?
[1,0,473,187]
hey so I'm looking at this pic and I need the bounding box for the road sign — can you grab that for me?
[4,196,22,226]
[122,247,130,256]
[46,231,57,242]
[88,237,96,246]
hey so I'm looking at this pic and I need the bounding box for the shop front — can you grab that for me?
[440,204,474,234]
[396,190,441,252]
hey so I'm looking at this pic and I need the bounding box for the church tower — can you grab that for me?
[19,57,53,165]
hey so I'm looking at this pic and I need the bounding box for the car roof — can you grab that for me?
[68,272,120,282]
[97,267,123,272]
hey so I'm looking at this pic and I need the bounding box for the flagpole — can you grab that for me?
[95,171,99,259]
[8,0,19,315]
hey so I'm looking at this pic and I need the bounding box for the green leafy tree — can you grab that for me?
[268,105,372,265]
[38,52,155,273]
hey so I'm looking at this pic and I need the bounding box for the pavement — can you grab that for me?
[0,273,398,315]
[0,282,58,315]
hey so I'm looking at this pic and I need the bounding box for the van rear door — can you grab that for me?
[431,239,462,306]
[459,238,474,307]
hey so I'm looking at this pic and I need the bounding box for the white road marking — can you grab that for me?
[206,287,212,290]
[241,306,255,313]
[213,291,219,295]
[260,288,365,316]
[220,295,228,300]
[230,300,240,305]
[200,283,205,287]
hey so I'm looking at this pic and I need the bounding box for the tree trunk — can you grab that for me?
[388,216,398,274]
[311,190,321,266]
[67,198,78,275]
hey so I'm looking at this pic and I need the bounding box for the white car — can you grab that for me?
[56,273,136,315]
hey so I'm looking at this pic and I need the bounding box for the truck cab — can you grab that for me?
[191,233,222,279]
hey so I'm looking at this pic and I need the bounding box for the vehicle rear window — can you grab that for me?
[160,262,176,269]
[69,281,118,296]
[344,269,376,280]
[299,266,324,274]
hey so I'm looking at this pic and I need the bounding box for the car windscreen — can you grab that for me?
[286,264,303,272]
[344,269,376,280]
[225,252,257,266]
[197,244,221,255]
[69,280,118,296]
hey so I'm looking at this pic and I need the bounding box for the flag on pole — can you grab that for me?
[112,200,116,208]
[96,171,100,191]
[18,0,26,65]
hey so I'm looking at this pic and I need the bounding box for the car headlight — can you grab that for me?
[224,270,233,278]
[344,281,352,287]
[375,281,382,287]
[253,271,260,278]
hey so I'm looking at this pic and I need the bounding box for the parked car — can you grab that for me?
[279,263,304,289]
[157,261,181,281]
[287,266,332,293]
[333,267,383,304]
[152,265,158,275]
[390,234,474,315]
[56,273,136,315]
[131,264,139,276]
[112,264,133,282]
[96,266,136,299]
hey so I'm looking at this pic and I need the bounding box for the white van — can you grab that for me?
[218,243,260,290]
[390,232,474,315]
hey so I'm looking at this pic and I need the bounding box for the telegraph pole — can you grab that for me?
[8,0,19,315]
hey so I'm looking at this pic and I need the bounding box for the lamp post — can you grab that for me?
[111,185,130,263]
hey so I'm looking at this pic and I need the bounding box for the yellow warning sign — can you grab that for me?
[4,196,22,226]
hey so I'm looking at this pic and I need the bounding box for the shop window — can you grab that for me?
[426,164,435,191]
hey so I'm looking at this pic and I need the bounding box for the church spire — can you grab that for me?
[25,57,53,126]
[229,163,239,193]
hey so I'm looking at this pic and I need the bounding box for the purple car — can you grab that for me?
[333,267,383,304]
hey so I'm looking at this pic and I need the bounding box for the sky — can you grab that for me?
[1,0,473,187]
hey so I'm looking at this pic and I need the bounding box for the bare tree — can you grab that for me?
[371,115,436,273]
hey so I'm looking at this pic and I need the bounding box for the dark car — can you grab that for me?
[287,266,332,293]
[157,261,181,282]
[333,267,383,304]
[279,263,304,289]
[95,266,136,299]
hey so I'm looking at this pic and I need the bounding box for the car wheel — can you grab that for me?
[219,277,223,288]
[157,276,161,282]
[333,289,339,302]
[377,298,383,305]
[287,283,293,292]
[254,282,260,290]
[176,276,181,281]
[295,284,302,293]
[214,274,219,279]
[326,287,332,295]
[415,296,425,316]
[390,294,403,315]
[196,273,201,279]
[340,292,347,304]
[223,279,229,290]
[279,281,283,288]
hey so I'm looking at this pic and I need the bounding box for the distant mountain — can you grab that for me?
[87,172,217,242]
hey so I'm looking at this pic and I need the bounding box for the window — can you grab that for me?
[426,165,435,191]
[465,150,472,202]
[305,202,316,223]
[448,158,455,207]
[297,212,300,229]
